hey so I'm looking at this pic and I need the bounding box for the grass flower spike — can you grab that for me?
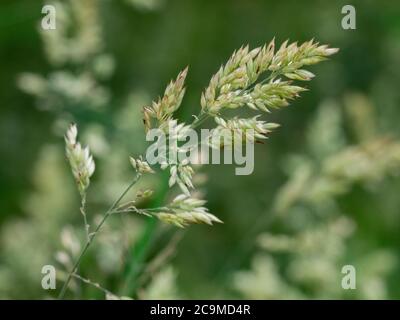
[65,123,95,195]
[168,161,195,196]
[143,67,188,132]
[156,195,222,228]
[142,39,337,199]
[248,79,306,112]
[201,39,338,116]
[211,116,280,148]
[130,156,155,174]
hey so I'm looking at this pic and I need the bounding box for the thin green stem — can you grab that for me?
[120,169,170,296]
[191,111,209,129]
[80,193,90,243]
[58,174,141,299]
[70,273,118,298]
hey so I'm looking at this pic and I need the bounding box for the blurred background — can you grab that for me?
[1,0,400,299]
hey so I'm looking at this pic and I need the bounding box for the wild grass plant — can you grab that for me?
[2,0,400,300]
[57,38,338,298]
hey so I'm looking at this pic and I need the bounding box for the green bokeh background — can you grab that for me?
[1,0,400,299]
